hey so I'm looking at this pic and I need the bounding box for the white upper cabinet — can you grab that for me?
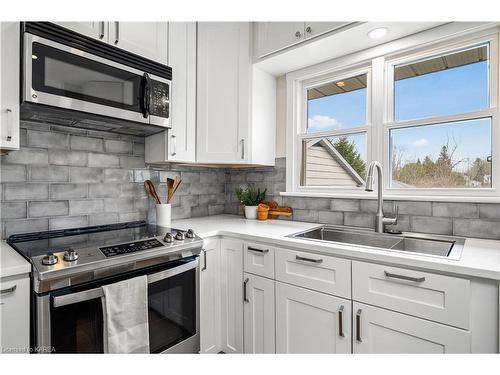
[109,22,168,64]
[145,22,196,164]
[303,22,350,39]
[0,22,20,152]
[197,22,276,165]
[54,22,168,64]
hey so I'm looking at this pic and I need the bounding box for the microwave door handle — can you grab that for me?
[141,73,151,119]
[52,259,198,308]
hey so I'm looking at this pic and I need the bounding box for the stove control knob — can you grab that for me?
[163,232,175,243]
[63,249,79,262]
[175,231,186,241]
[42,252,58,266]
[186,229,195,239]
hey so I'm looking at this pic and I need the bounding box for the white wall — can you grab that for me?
[275,75,286,158]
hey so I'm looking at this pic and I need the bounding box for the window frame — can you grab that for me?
[286,27,500,201]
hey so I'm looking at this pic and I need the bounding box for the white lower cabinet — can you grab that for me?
[352,302,471,353]
[275,281,351,353]
[243,273,275,353]
[199,238,221,353]
[220,238,244,353]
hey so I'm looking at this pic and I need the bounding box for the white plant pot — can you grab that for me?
[156,203,171,227]
[244,205,258,220]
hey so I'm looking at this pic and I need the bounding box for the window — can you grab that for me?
[287,29,499,200]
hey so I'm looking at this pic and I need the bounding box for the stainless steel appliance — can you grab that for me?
[8,221,202,354]
[21,22,171,136]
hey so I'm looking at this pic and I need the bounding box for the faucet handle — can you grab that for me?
[392,201,399,223]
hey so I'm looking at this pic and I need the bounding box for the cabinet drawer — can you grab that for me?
[352,261,470,329]
[244,242,275,279]
[275,248,351,299]
[0,276,30,352]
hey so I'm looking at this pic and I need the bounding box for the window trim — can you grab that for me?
[286,27,500,200]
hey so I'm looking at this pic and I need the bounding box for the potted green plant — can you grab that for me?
[235,186,266,220]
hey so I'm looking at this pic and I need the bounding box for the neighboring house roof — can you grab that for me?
[304,139,365,187]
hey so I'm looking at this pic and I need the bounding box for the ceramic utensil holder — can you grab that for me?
[156,204,171,227]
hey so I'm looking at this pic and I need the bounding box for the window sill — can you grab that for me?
[280,191,500,203]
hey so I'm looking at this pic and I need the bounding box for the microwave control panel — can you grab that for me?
[150,80,170,118]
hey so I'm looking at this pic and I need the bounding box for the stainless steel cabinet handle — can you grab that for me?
[295,31,302,38]
[295,255,323,263]
[99,21,105,39]
[243,278,249,302]
[305,26,312,34]
[356,309,362,342]
[114,22,119,44]
[0,285,17,295]
[240,139,245,160]
[247,246,269,254]
[201,249,207,271]
[5,108,12,141]
[384,271,425,283]
[338,305,345,338]
[170,134,177,156]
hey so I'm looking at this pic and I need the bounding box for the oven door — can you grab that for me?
[36,257,199,354]
[24,33,170,127]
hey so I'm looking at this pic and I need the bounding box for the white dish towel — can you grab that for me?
[101,275,150,354]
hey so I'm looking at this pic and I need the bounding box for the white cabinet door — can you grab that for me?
[0,276,30,352]
[304,22,351,39]
[352,302,471,353]
[109,22,168,64]
[0,22,20,151]
[197,22,251,164]
[53,21,106,41]
[254,22,305,58]
[199,238,221,354]
[275,281,351,353]
[220,238,244,353]
[243,273,275,353]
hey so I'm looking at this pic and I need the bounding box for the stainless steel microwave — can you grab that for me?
[21,22,171,136]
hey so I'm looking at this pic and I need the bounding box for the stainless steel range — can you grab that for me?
[7,221,203,354]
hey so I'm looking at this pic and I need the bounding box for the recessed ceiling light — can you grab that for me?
[336,81,345,87]
[368,27,388,39]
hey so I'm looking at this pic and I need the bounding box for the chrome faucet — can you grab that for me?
[365,161,398,233]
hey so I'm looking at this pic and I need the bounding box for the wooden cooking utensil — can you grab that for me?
[167,178,182,203]
[166,178,175,204]
[144,180,161,204]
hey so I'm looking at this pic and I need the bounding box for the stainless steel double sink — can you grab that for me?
[288,225,465,260]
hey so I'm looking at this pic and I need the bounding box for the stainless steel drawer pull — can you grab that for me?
[114,21,120,44]
[99,21,105,39]
[201,249,207,271]
[338,305,345,338]
[295,255,323,264]
[384,271,425,283]
[356,309,362,342]
[0,285,17,295]
[243,278,249,303]
[247,247,269,254]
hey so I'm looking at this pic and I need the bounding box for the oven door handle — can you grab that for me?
[52,259,198,308]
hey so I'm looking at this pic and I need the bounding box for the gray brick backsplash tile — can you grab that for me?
[20,128,27,146]
[104,169,133,182]
[453,219,500,240]
[104,198,135,213]
[70,199,104,215]
[119,156,145,169]
[88,153,120,168]
[181,195,200,207]
[344,212,375,228]
[30,165,69,182]
[293,209,319,223]
[180,171,200,183]
[119,212,147,223]
[88,212,119,226]
[134,169,153,183]
[432,202,478,218]
[4,184,49,201]
[478,204,500,220]
[27,130,68,149]
[29,201,69,217]
[1,202,27,219]
[411,216,453,235]
[360,200,395,214]
[70,167,104,183]
[105,139,133,154]
[70,135,104,152]
[121,183,146,198]
[2,148,48,165]
[5,218,48,236]
[246,172,264,182]
[397,201,432,216]
[284,197,330,210]
[331,199,359,212]
[1,164,27,182]
[51,184,87,199]
[191,205,209,218]
[199,194,226,206]
[134,197,149,212]
[208,204,225,216]
[50,216,88,230]
[88,183,120,198]
[133,142,145,156]
[386,214,411,232]
[172,205,191,220]
[159,171,181,181]
[49,149,88,166]
[318,211,343,225]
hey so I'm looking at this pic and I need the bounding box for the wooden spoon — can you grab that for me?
[166,178,175,204]
[168,178,182,203]
[144,180,161,204]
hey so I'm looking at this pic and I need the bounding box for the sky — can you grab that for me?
[307,60,491,172]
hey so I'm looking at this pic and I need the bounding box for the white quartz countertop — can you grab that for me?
[173,215,500,281]
[0,240,31,279]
